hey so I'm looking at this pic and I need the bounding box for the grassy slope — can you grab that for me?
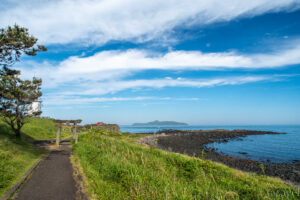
[73,130,299,200]
[0,123,43,197]
[0,117,72,197]
[22,118,73,140]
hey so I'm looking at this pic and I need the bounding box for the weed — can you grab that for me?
[259,163,265,175]
[201,149,205,159]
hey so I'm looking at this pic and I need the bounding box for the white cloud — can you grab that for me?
[43,96,201,105]
[61,76,272,96]
[13,40,299,107]
[40,75,273,105]
[1,0,299,45]
[17,41,300,90]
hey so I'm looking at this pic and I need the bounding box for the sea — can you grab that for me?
[120,125,300,164]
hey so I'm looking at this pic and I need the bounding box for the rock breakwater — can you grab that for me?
[139,129,299,185]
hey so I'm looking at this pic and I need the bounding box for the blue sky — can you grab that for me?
[1,0,300,125]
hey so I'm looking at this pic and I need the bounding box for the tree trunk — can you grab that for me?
[16,118,22,138]
[15,128,21,138]
[7,120,21,138]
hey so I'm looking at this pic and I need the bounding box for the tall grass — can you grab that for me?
[73,130,299,200]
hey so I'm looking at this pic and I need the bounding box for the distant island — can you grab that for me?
[132,120,188,126]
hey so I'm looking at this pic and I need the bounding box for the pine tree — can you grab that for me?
[0,25,46,137]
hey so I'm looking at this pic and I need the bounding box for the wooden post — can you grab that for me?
[73,123,76,140]
[56,125,61,146]
[74,123,78,144]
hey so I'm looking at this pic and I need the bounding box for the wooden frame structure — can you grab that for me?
[54,119,82,146]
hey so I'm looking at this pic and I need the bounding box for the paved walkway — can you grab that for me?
[14,140,86,200]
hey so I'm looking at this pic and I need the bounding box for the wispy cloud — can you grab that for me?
[64,76,272,96]
[43,96,202,105]
[40,75,275,105]
[1,0,299,45]
[17,40,300,90]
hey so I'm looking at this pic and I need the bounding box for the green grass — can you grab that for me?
[73,129,299,200]
[0,117,73,197]
[21,118,73,140]
[0,123,43,197]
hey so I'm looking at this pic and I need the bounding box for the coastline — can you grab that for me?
[139,129,300,185]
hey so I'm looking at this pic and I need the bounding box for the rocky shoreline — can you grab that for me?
[139,129,300,185]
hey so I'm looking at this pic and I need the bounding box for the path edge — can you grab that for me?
[70,152,91,200]
[0,152,50,200]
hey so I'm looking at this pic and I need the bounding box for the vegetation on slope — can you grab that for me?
[0,122,43,197]
[21,118,72,140]
[72,130,299,200]
[132,120,188,126]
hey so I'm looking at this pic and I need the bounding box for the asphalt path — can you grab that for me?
[14,140,86,200]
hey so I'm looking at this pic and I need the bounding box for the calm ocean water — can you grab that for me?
[120,125,300,163]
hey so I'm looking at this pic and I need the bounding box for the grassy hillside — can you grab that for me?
[0,117,72,197]
[0,123,43,197]
[22,118,73,140]
[73,130,299,200]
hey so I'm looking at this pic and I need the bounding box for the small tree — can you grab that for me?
[0,25,46,137]
[0,67,42,137]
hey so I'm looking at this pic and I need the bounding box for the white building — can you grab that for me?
[27,100,42,116]
[26,76,42,117]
